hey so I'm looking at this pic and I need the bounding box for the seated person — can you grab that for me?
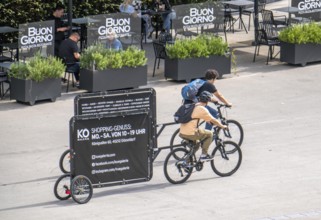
[58,32,81,86]
[153,0,176,33]
[120,0,154,42]
[179,91,227,161]
[106,31,123,51]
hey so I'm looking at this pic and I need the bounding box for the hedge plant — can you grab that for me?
[278,22,321,44]
[80,44,147,70]
[166,34,229,59]
[9,53,65,82]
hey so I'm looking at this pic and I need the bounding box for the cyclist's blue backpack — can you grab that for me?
[174,104,195,123]
[181,79,206,101]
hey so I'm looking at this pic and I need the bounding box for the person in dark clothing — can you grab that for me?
[59,32,81,86]
[183,69,232,130]
[153,0,176,32]
[48,5,70,57]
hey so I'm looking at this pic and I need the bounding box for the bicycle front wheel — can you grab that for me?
[211,141,242,177]
[216,119,244,148]
[164,148,194,184]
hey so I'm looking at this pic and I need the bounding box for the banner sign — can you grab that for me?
[74,88,156,120]
[74,88,157,148]
[70,111,152,186]
[172,2,224,30]
[86,13,141,47]
[292,0,321,20]
[19,20,54,60]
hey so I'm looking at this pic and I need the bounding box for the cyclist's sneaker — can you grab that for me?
[200,154,214,162]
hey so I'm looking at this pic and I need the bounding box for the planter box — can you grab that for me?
[79,65,147,92]
[280,42,321,66]
[10,78,61,105]
[164,55,231,82]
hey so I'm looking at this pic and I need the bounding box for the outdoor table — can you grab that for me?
[0,26,18,34]
[272,6,301,25]
[141,9,172,38]
[221,0,254,34]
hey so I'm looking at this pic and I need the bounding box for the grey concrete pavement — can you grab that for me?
[1,3,321,219]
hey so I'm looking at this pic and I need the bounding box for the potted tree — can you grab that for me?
[279,22,321,66]
[9,53,65,105]
[79,44,148,92]
[165,34,232,82]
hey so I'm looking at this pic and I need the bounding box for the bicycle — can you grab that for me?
[164,129,242,184]
[170,102,244,153]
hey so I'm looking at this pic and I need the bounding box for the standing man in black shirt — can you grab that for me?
[59,32,81,86]
[48,5,70,57]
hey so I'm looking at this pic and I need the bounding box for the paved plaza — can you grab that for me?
[1,1,321,219]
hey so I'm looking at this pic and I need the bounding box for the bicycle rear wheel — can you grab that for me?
[54,174,72,200]
[164,148,194,184]
[211,141,242,177]
[216,119,244,148]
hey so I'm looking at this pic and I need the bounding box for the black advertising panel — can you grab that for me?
[86,13,141,47]
[74,88,155,117]
[70,111,152,186]
[74,88,157,148]
[292,0,321,21]
[19,20,54,60]
[172,2,224,30]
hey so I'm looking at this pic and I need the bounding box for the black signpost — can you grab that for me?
[62,88,158,204]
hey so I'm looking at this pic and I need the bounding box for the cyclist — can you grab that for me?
[179,91,228,161]
[184,69,233,131]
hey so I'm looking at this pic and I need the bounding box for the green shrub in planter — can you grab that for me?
[279,22,321,66]
[166,34,229,59]
[8,53,65,105]
[80,44,147,70]
[278,22,321,44]
[9,53,65,82]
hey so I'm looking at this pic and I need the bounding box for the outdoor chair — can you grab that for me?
[253,22,280,65]
[61,58,76,93]
[158,31,173,44]
[242,0,266,31]
[0,46,13,63]
[0,71,10,99]
[261,9,287,30]
[152,41,167,77]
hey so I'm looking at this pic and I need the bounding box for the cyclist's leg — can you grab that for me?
[179,133,199,152]
[205,105,218,130]
[197,128,213,155]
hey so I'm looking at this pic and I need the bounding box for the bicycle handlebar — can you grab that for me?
[210,101,231,109]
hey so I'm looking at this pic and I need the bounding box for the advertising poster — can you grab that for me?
[172,2,224,30]
[86,13,141,47]
[19,20,54,60]
[70,112,152,186]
